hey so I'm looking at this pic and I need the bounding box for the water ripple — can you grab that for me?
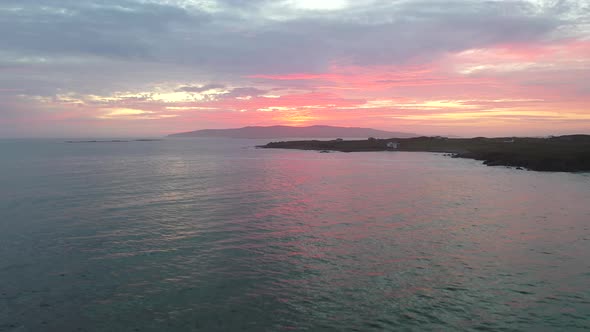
[0,139,589,331]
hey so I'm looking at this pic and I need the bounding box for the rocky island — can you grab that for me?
[260,135,590,172]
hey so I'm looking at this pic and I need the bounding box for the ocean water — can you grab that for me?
[1,138,589,331]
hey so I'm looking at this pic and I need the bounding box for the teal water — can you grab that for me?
[1,138,589,331]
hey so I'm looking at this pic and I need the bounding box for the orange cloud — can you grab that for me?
[14,38,589,137]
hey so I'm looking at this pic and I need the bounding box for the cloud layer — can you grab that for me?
[0,0,588,137]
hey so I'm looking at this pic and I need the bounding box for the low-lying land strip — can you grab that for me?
[260,135,590,172]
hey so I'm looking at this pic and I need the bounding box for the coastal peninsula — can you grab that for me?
[260,135,590,172]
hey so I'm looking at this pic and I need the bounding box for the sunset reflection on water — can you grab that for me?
[0,139,589,331]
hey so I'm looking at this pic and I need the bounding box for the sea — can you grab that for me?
[0,138,589,331]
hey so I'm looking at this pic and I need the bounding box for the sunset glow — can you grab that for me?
[1,0,589,137]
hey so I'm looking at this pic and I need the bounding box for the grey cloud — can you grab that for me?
[0,0,584,98]
[170,0,569,73]
[1,0,568,67]
[0,0,203,59]
[223,87,267,97]
[177,84,226,93]
[176,85,267,97]
[266,1,559,67]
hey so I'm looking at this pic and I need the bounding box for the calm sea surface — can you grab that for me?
[0,138,589,331]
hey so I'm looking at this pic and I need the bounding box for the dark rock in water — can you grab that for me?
[483,160,503,166]
[319,150,331,153]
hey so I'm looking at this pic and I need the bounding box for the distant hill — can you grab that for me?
[168,125,419,139]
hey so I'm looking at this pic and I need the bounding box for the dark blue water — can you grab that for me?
[1,138,589,331]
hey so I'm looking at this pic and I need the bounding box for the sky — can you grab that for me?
[0,0,589,138]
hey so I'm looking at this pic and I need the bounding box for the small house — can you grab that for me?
[387,142,399,149]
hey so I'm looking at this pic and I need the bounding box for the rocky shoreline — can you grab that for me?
[259,135,590,172]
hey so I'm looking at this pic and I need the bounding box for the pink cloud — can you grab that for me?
[11,38,589,137]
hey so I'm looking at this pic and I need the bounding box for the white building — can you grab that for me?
[387,142,399,149]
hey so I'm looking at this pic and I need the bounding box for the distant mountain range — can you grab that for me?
[168,125,419,139]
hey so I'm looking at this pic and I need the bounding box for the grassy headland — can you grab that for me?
[260,135,590,172]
